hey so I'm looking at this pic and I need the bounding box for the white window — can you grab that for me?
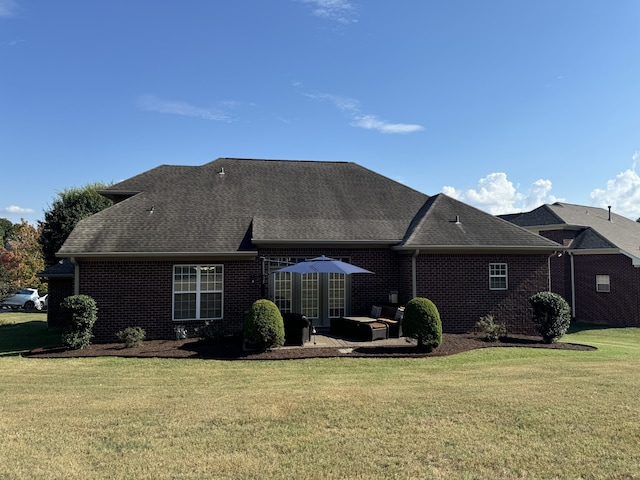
[596,275,610,293]
[489,263,508,290]
[173,265,223,320]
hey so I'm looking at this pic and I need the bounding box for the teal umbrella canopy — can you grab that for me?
[274,256,374,275]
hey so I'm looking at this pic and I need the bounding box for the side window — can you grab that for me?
[489,263,508,290]
[173,265,223,320]
[596,275,610,293]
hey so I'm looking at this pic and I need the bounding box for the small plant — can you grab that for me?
[244,299,285,351]
[529,291,571,343]
[116,326,146,348]
[402,297,442,352]
[476,315,507,342]
[61,295,98,350]
[196,321,224,343]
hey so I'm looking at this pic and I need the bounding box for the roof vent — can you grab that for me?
[608,205,612,222]
[219,167,225,176]
[454,215,461,224]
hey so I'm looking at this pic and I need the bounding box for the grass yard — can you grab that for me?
[0,315,639,479]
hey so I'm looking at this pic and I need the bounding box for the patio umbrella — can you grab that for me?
[274,255,374,275]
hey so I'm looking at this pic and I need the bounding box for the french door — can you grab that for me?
[269,257,348,326]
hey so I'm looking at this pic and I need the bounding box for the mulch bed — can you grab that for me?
[27,333,596,360]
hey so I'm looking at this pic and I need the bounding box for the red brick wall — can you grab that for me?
[74,249,552,341]
[405,253,549,334]
[572,254,640,326]
[78,259,261,342]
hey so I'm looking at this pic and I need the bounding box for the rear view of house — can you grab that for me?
[44,158,561,341]
[502,202,640,327]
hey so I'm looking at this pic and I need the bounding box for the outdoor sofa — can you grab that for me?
[331,305,404,341]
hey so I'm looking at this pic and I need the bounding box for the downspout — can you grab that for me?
[412,249,420,299]
[547,251,560,292]
[569,251,576,319]
[71,257,79,296]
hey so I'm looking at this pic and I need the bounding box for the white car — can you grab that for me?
[0,288,41,310]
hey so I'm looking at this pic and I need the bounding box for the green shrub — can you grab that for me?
[196,321,224,343]
[244,299,285,351]
[529,291,571,343]
[116,326,146,348]
[476,314,507,342]
[60,295,98,349]
[403,297,442,352]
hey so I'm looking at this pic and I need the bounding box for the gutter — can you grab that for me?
[412,249,420,299]
[71,257,79,296]
[569,251,576,319]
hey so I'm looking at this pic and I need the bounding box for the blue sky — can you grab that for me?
[2,0,640,225]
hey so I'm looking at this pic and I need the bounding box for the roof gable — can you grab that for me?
[398,194,561,250]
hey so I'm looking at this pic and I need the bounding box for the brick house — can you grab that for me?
[46,158,561,341]
[501,202,640,327]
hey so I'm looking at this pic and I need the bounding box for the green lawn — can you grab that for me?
[0,315,639,479]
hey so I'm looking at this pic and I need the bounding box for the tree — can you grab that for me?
[0,218,17,246]
[39,183,113,267]
[0,220,45,290]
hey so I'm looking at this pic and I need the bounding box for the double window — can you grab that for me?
[173,265,223,320]
[489,263,508,290]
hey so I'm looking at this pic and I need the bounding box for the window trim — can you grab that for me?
[489,263,508,290]
[172,264,224,321]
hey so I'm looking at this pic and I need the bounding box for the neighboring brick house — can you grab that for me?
[49,158,561,341]
[501,202,640,327]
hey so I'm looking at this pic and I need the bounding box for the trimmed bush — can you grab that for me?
[476,315,507,342]
[403,297,442,352]
[61,295,98,349]
[244,299,285,350]
[529,291,571,343]
[116,326,146,348]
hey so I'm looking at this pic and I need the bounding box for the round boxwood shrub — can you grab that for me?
[61,294,98,350]
[244,299,285,351]
[403,297,442,352]
[529,291,571,343]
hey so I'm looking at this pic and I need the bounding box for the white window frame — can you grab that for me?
[489,263,508,290]
[173,264,223,321]
[596,274,610,293]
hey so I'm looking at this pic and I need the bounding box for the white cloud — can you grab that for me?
[137,95,232,122]
[443,173,560,215]
[2,205,34,215]
[351,115,423,134]
[0,0,18,18]
[590,163,640,220]
[304,92,424,134]
[301,0,357,24]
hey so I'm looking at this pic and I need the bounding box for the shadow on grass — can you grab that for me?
[567,322,619,335]
[0,320,62,356]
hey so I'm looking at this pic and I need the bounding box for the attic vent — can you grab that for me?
[454,215,461,224]
[146,205,154,215]
[219,167,225,175]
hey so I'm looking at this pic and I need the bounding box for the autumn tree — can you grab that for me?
[0,220,45,290]
[39,183,113,267]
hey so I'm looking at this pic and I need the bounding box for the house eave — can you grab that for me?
[392,245,564,254]
[252,239,400,247]
[56,251,258,260]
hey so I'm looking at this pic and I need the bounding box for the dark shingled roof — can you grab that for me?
[399,194,561,250]
[501,202,640,261]
[58,158,560,257]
